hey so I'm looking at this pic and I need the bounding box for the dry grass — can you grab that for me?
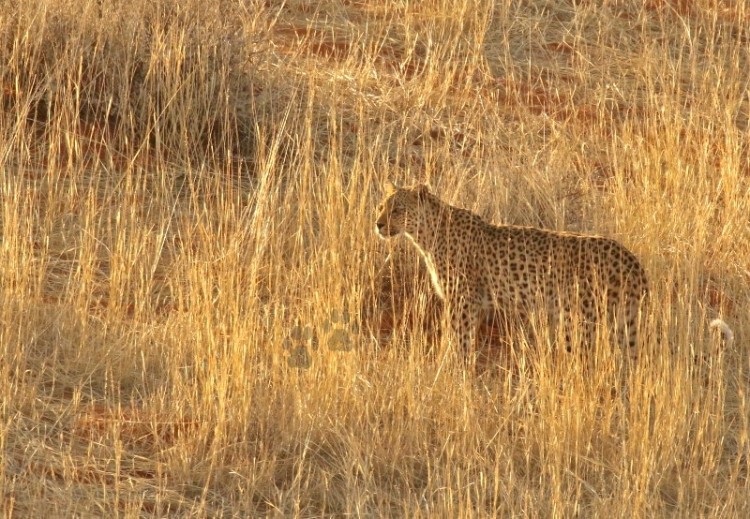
[1,0,749,516]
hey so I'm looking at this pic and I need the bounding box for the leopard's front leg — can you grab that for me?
[446,290,480,357]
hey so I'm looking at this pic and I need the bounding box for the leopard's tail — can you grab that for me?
[709,318,734,348]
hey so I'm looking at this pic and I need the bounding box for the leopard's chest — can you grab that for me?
[421,253,446,300]
[407,234,473,301]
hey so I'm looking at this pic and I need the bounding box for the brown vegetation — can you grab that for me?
[1,0,748,516]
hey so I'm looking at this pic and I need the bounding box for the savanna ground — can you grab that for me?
[1,0,749,516]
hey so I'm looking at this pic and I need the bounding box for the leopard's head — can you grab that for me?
[375,181,433,239]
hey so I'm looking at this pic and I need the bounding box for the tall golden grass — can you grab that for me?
[1,0,748,515]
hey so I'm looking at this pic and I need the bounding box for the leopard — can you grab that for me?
[375,181,649,359]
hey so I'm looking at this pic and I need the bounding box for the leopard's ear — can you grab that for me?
[384,179,399,195]
[416,183,431,199]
